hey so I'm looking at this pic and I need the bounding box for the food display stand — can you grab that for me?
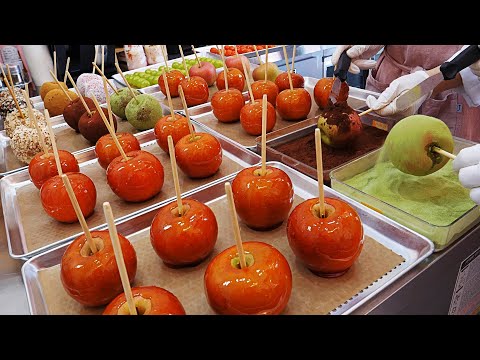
[0,45,479,315]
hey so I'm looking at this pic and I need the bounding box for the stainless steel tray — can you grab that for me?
[188,76,382,150]
[258,113,391,185]
[2,125,260,260]
[0,102,172,177]
[22,161,434,315]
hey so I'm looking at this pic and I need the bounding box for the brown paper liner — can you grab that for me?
[37,195,404,315]
[16,142,242,254]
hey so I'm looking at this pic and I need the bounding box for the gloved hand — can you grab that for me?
[331,45,384,74]
[365,70,430,117]
[468,45,480,77]
[452,144,480,205]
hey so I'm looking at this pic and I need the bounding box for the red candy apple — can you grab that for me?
[179,76,209,107]
[40,172,96,223]
[29,150,79,189]
[61,230,137,307]
[95,132,141,169]
[287,197,364,277]
[204,241,292,315]
[175,133,222,178]
[275,72,305,92]
[188,61,217,86]
[211,88,245,123]
[251,80,279,106]
[159,70,185,98]
[154,113,190,154]
[232,165,293,230]
[314,77,349,109]
[276,88,311,121]
[103,286,186,315]
[239,100,276,136]
[216,68,245,92]
[150,199,218,267]
[106,150,164,202]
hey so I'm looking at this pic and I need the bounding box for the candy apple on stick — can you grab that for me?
[149,135,218,267]
[178,45,209,106]
[60,179,137,307]
[158,45,184,98]
[275,45,305,91]
[204,182,292,315]
[102,202,185,315]
[250,46,279,106]
[287,128,364,277]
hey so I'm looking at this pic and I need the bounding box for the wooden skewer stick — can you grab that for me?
[314,128,326,217]
[261,94,268,176]
[65,71,92,116]
[101,45,105,74]
[432,146,456,160]
[241,54,254,102]
[63,57,70,84]
[22,86,48,155]
[102,77,115,130]
[92,46,98,73]
[191,45,202,68]
[167,136,184,216]
[62,174,98,254]
[282,46,294,91]
[358,108,374,117]
[92,63,119,94]
[161,70,175,121]
[1,66,24,119]
[44,109,62,176]
[265,46,269,83]
[225,182,247,269]
[178,85,195,136]
[53,50,57,78]
[49,70,72,101]
[161,45,169,71]
[103,201,136,315]
[114,62,138,102]
[92,97,128,162]
[253,45,263,65]
[291,45,297,73]
[178,45,190,80]
[220,45,229,91]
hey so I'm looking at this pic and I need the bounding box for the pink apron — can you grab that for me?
[366,45,480,142]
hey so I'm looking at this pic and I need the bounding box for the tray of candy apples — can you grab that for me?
[1,84,260,260]
[183,45,385,151]
[0,59,178,177]
[208,45,280,58]
[21,158,433,315]
[21,103,432,315]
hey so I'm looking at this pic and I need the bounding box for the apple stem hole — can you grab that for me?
[118,296,152,315]
[312,203,335,219]
[253,168,273,177]
[80,237,105,257]
[231,253,255,269]
[171,204,191,217]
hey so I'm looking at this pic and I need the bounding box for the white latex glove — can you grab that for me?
[331,45,384,74]
[452,144,480,205]
[468,45,480,77]
[365,70,430,117]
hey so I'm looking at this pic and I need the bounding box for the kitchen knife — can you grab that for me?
[395,45,480,110]
[329,49,351,105]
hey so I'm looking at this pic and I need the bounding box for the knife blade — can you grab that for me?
[395,45,480,110]
[329,49,351,105]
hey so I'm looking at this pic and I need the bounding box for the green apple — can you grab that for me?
[252,62,282,82]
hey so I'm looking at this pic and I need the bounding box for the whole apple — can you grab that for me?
[189,61,217,87]
[317,102,363,148]
[226,55,250,76]
[252,63,282,82]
